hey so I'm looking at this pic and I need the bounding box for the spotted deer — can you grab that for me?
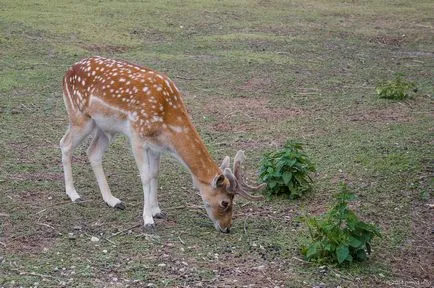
[60,56,264,233]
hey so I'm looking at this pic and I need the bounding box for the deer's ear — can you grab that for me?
[220,156,230,170]
[223,168,237,192]
[212,174,226,189]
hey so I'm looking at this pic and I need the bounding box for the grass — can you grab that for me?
[0,0,433,287]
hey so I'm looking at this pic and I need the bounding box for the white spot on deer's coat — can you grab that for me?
[152,116,163,122]
[129,111,138,122]
[168,125,185,133]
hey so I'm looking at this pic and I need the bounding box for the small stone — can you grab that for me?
[68,233,76,240]
[103,250,108,254]
[157,263,166,267]
[90,236,100,242]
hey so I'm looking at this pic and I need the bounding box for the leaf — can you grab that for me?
[268,181,278,189]
[305,242,320,259]
[282,171,292,185]
[336,245,349,264]
[348,236,362,248]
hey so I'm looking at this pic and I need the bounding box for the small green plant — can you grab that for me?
[259,141,315,199]
[301,183,381,265]
[376,74,417,100]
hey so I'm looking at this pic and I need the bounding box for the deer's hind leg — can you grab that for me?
[87,129,125,209]
[60,116,95,202]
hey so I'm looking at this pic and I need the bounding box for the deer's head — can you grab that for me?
[198,150,265,233]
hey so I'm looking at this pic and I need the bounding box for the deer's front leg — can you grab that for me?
[132,142,161,229]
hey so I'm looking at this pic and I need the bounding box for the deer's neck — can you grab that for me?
[167,117,220,185]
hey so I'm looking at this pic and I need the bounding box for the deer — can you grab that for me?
[60,56,265,233]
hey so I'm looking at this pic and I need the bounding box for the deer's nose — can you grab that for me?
[220,227,230,233]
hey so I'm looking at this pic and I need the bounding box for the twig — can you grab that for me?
[20,104,33,111]
[261,270,275,286]
[292,256,308,263]
[135,233,160,240]
[186,204,203,210]
[84,232,117,246]
[243,216,249,235]
[223,110,239,119]
[35,200,94,214]
[178,235,185,245]
[166,205,187,210]
[37,223,55,230]
[328,266,355,282]
[103,237,117,246]
[0,213,10,217]
[175,75,198,81]
[241,202,250,208]
[9,268,60,280]
[401,100,413,109]
[108,224,141,239]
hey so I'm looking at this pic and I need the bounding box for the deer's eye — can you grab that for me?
[220,201,229,209]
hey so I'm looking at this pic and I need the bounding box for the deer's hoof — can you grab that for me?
[73,197,85,205]
[144,223,156,231]
[114,202,126,210]
[153,212,167,219]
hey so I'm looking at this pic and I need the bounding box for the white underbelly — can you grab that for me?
[92,114,131,136]
[88,95,132,137]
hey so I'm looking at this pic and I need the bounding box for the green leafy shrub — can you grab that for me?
[259,141,315,199]
[376,74,417,100]
[301,183,381,265]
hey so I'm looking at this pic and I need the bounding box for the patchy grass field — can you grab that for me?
[0,0,433,287]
